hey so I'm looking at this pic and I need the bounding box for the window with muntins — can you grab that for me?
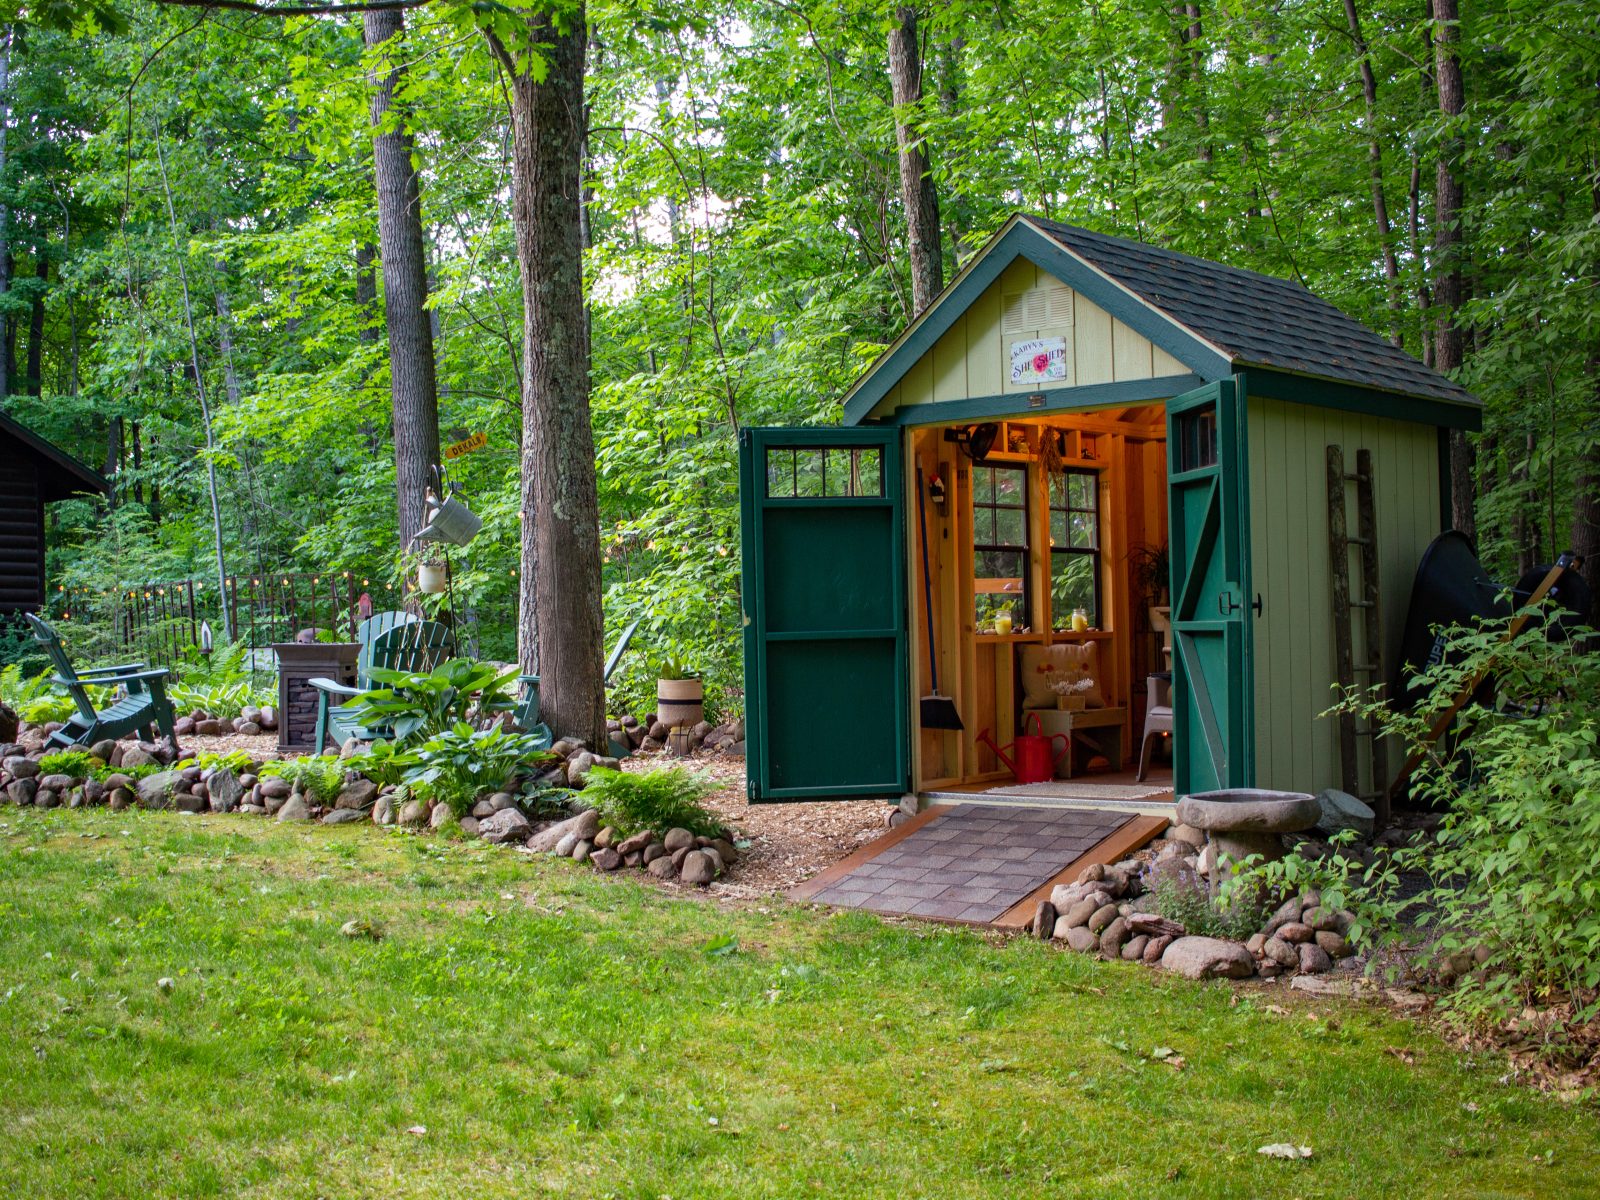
[972,463,1029,629]
[1049,469,1101,629]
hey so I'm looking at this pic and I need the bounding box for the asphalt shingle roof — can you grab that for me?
[1031,217,1477,407]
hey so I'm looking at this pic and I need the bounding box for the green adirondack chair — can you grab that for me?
[310,619,455,751]
[22,612,178,750]
[512,617,640,756]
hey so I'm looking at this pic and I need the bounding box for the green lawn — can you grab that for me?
[1,810,1596,1199]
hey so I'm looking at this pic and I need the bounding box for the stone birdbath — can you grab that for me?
[1175,789,1321,888]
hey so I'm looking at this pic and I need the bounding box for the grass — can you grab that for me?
[1,811,1597,1199]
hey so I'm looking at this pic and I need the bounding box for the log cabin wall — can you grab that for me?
[0,455,45,614]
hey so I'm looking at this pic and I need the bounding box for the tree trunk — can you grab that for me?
[364,9,440,553]
[1430,0,1473,540]
[104,415,122,508]
[493,10,606,748]
[888,5,943,314]
[1342,0,1403,344]
[25,254,45,396]
[356,241,383,455]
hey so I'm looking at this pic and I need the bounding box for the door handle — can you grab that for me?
[1218,592,1264,616]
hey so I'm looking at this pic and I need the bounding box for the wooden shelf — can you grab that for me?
[973,631,1047,644]
[973,629,1113,644]
[1048,629,1113,642]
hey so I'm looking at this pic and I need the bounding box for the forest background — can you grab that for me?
[1,0,1595,718]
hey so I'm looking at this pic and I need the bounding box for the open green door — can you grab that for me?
[1166,378,1255,794]
[739,426,909,802]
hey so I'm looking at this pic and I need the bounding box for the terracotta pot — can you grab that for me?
[417,562,448,594]
[657,676,704,730]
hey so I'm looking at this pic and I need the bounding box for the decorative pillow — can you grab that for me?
[1019,642,1105,709]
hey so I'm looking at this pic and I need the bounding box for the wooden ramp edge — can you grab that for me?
[787,804,952,903]
[991,813,1170,931]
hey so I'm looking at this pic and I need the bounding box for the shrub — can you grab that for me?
[169,681,272,721]
[357,658,518,742]
[177,749,255,775]
[345,739,418,788]
[1328,607,1600,1026]
[1222,830,1409,952]
[19,694,76,725]
[402,724,552,817]
[581,766,722,838]
[260,755,346,804]
[39,749,99,778]
[1148,860,1266,942]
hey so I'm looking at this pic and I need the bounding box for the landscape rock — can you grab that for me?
[171,791,205,813]
[1313,787,1376,838]
[108,786,133,811]
[1064,926,1099,953]
[663,826,697,854]
[1313,930,1352,959]
[572,840,593,863]
[120,746,159,769]
[1099,916,1130,958]
[1277,921,1314,944]
[1033,900,1057,940]
[1298,942,1334,974]
[136,770,180,810]
[6,778,37,805]
[1167,822,1206,849]
[592,847,622,871]
[35,787,59,809]
[1086,903,1119,934]
[372,794,396,826]
[1159,936,1256,980]
[1127,912,1186,939]
[480,808,532,845]
[3,756,38,780]
[276,795,311,822]
[641,843,666,865]
[336,779,378,810]
[646,855,676,880]
[680,849,717,885]
[1263,937,1299,969]
[555,832,581,857]
[207,768,244,813]
[710,837,739,864]
[260,777,292,800]
[528,808,600,853]
[429,804,457,831]
[398,799,429,827]
[616,830,654,856]
[1123,934,1149,961]
[1143,934,1175,964]
[322,808,366,825]
[487,792,517,813]
[594,826,619,850]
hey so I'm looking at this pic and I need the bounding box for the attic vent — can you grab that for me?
[1002,285,1074,333]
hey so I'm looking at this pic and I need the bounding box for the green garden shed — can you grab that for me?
[739,214,1480,809]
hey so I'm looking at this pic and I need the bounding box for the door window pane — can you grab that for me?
[766,446,883,498]
[1049,468,1101,629]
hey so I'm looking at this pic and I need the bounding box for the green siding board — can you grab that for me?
[1246,369,1481,431]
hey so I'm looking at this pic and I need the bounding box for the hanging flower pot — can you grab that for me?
[417,561,448,594]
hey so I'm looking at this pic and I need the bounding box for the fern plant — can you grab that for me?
[260,755,346,804]
[581,766,722,837]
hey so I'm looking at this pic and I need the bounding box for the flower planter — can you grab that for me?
[417,562,448,594]
[656,676,704,731]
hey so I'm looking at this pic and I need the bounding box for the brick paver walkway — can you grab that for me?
[804,803,1135,924]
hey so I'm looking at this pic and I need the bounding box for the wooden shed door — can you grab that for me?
[739,427,910,802]
[1166,379,1255,793]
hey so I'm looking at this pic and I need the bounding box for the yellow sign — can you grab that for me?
[444,432,487,459]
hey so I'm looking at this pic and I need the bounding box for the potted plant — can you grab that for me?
[655,656,703,731]
[415,546,449,594]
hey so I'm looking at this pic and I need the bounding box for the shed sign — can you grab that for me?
[1009,336,1068,386]
[444,432,487,459]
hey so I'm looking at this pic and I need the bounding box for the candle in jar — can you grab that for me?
[1071,608,1089,632]
[994,611,1013,636]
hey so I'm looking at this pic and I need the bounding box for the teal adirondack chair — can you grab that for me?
[310,618,455,751]
[22,612,178,750]
[513,618,640,756]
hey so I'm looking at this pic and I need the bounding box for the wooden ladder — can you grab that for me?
[1326,446,1389,825]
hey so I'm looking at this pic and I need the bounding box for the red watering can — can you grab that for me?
[976,714,1068,784]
